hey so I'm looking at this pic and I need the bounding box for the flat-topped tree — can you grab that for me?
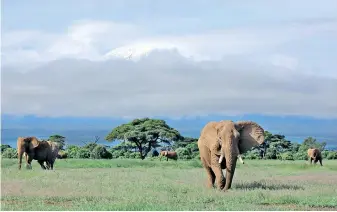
[105,118,183,160]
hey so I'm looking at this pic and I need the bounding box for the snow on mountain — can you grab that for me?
[103,41,195,61]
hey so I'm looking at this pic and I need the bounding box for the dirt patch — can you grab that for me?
[1,181,25,196]
[44,199,73,206]
[0,200,26,205]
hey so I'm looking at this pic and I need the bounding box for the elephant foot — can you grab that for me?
[206,182,215,189]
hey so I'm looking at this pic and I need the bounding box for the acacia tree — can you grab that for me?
[105,118,183,160]
[49,134,66,150]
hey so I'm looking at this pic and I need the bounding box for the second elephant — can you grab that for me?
[17,137,59,170]
[198,120,265,191]
[307,148,323,166]
[160,150,178,161]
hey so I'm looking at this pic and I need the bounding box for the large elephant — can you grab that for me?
[307,148,323,166]
[198,120,265,191]
[160,150,178,161]
[17,137,59,170]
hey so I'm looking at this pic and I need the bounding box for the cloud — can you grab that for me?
[1,19,337,118]
[2,19,337,65]
[2,50,337,118]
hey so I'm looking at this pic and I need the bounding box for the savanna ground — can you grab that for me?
[1,158,337,211]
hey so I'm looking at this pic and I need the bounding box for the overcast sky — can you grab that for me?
[1,0,337,139]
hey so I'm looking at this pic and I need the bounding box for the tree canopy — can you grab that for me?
[105,118,183,159]
[49,134,66,150]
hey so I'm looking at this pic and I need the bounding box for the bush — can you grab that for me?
[326,151,337,160]
[176,147,192,160]
[91,145,112,159]
[293,152,308,160]
[264,149,277,159]
[321,150,330,158]
[1,148,17,158]
[280,152,294,160]
[151,150,159,157]
[186,142,198,153]
[123,151,131,159]
[66,145,81,158]
[245,152,259,160]
[1,144,11,153]
[192,151,200,160]
[83,143,99,152]
[111,150,122,159]
[76,148,91,159]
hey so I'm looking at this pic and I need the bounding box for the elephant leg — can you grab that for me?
[38,160,46,170]
[26,156,33,169]
[201,158,215,188]
[319,158,323,166]
[18,151,24,170]
[49,162,54,170]
[314,158,318,164]
[210,155,225,190]
[310,158,313,164]
[45,161,51,170]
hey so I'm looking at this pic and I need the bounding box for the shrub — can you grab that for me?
[66,145,81,158]
[176,147,192,160]
[111,150,122,159]
[1,144,11,153]
[192,151,200,160]
[293,152,308,160]
[186,142,199,153]
[91,145,112,159]
[245,152,259,160]
[326,151,337,160]
[123,151,131,158]
[83,143,98,152]
[1,148,17,158]
[280,152,294,160]
[76,148,91,159]
[151,150,159,157]
[321,150,330,158]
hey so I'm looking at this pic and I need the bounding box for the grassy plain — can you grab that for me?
[1,158,337,211]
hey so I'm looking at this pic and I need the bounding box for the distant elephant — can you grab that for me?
[17,137,59,170]
[160,150,178,161]
[307,148,323,166]
[198,120,265,191]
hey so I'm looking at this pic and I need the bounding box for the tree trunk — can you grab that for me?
[138,145,145,160]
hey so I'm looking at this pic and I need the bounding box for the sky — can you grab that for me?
[1,0,337,146]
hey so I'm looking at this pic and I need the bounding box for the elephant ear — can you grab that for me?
[235,121,265,154]
[24,137,40,150]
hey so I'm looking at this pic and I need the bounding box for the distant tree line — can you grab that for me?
[1,118,337,160]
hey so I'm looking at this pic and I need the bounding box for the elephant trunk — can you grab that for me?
[224,156,238,191]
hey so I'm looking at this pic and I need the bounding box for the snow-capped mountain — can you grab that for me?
[103,41,189,61]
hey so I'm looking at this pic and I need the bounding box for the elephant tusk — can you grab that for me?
[238,155,244,164]
[218,155,224,163]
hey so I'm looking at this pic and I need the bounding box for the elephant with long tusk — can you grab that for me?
[198,120,265,191]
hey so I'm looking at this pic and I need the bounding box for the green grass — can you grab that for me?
[1,158,337,211]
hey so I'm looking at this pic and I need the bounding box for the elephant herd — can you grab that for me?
[16,119,324,192]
